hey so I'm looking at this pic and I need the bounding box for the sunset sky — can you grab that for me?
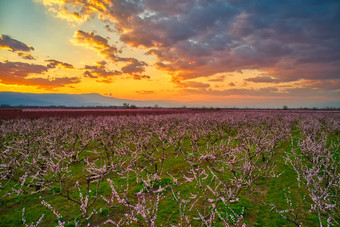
[0,0,339,107]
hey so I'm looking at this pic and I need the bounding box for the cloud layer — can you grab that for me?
[0,61,80,89]
[0,35,34,52]
[0,35,36,60]
[71,30,119,63]
[0,32,150,89]
[39,0,340,85]
[71,30,148,79]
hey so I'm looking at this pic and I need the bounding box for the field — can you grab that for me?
[0,109,339,226]
[0,108,210,120]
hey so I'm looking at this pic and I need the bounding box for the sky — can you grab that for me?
[0,0,339,108]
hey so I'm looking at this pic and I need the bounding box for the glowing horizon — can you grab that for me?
[0,0,339,107]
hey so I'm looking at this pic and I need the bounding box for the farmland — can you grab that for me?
[0,109,339,226]
[0,108,211,120]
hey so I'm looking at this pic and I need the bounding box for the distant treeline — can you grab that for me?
[1,103,339,110]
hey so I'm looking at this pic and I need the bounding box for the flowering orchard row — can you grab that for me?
[0,108,212,120]
[0,110,339,226]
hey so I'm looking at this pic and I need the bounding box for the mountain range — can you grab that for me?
[1,92,339,108]
[0,92,179,107]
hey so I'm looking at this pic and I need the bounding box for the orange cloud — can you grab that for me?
[71,30,119,62]
[82,60,150,82]
[136,90,154,95]
[0,61,80,89]
[208,75,226,82]
[23,77,81,90]
[245,76,280,83]
[299,80,340,91]
[0,61,47,79]
[83,61,121,80]
[72,30,148,76]
[121,59,148,74]
[177,80,210,89]
[49,7,84,23]
[38,0,112,23]
[46,59,74,69]
[131,74,150,80]
[0,35,37,60]
[17,52,36,60]
[0,35,34,52]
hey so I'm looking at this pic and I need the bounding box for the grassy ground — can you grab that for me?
[0,111,339,226]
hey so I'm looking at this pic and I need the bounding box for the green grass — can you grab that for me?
[0,113,339,226]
